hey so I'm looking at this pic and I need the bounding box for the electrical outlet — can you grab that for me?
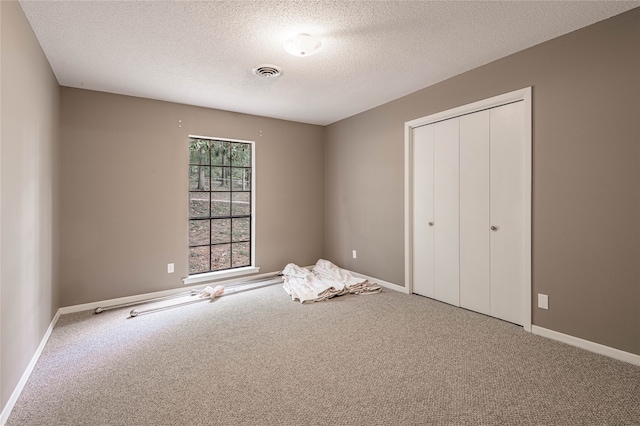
[167,263,174,274]
[352,250,357,259]
[538,293,549,310]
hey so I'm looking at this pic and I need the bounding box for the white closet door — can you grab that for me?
[412,124,435,298]
[490,101,526,325]
[459,111,491,315]
[434,118,460,307]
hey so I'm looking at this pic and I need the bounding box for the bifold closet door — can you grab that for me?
[412,124,435,298]
[412,118,459,305]
[490,101,526,325]
[433,118,460,306]
[459,111,491,316]
[412,98,526,326]
[458,102,525,325]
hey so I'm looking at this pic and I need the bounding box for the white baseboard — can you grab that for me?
[1,309,61,426]
[59,269,284,315]
[532,325,640,366]
[351,271,409,294]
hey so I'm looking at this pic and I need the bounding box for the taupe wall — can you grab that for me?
[60,88,324,306]
[1,1,61,411]
[326,8,640,355]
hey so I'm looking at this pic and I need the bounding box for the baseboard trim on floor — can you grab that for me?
[351,271,409,294]
[59,269,285,315]
[531,325,640,366]
[1,309,62,426]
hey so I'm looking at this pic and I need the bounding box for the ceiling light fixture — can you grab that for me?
[283,34,322,57]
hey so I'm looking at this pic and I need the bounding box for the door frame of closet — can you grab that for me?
[404,87,532,332]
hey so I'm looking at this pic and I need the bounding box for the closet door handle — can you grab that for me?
[490,225,498,231]
[428,222,434,227]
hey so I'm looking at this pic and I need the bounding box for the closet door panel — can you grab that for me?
[434,118,460,307]
[412,124,435,298]
[459,111,491,315]
[490,101,526,325]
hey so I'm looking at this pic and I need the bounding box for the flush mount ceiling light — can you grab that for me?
[283,33,322,57]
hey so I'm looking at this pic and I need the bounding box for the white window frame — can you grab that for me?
[184,135,258,285]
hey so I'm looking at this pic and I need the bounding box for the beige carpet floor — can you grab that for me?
[6,284,640,425]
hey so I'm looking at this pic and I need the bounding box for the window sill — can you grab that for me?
[183,266,260,286]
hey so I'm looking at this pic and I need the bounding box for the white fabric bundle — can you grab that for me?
[199,285,225,300]
[312,259,367,288]
[283,259,382,303]
[282,263,336,303]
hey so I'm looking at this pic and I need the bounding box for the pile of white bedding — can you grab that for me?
[282,259,382,303]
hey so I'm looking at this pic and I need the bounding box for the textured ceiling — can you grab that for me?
[19,1,640,125]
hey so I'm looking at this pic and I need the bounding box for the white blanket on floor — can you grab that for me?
[312,259,367,288]
[283,259,381,303]
[282,263,336,303]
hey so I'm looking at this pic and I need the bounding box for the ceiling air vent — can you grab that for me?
[252,65,282,78]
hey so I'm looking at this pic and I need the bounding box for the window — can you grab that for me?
[188,137,254,275]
